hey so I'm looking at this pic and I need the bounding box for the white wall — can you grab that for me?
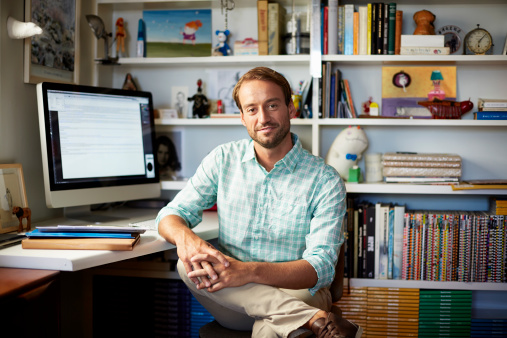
[0,0,94,223]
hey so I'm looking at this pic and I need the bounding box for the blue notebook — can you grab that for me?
[26,229,136,239]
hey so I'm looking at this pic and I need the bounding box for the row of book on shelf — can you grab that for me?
[336,287,507,337]
[475,98,507,120]
[320,1,450,56]
[319,63,358,118]
[344,198,507,283]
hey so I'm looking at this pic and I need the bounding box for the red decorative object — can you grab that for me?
[418,99,473,119]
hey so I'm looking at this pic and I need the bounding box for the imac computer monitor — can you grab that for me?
[36,82,161,222]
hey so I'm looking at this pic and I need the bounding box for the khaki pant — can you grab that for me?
[177,260,331,338]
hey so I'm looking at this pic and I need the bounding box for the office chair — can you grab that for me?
[199,246,345,337]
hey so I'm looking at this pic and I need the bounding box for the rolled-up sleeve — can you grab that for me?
[156,148,221,228]
[303,170,346,295]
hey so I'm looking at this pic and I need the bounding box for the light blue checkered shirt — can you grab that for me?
[156,133,346,294]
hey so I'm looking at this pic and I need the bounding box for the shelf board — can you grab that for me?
[345,183,507,195]
[155,118,314,126]
[346,278,507,291]
[117,55,311,66]
[322,54,507,65]
[155,118,507,127]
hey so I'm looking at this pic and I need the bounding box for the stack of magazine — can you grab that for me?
[381,152,462,184]
[22,224,150,251]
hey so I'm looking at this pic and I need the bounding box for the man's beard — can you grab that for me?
[248,121,290,149]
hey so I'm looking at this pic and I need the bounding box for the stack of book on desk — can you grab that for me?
[22,225,148,250]
[475,98,507,120]
[382,152,462,184]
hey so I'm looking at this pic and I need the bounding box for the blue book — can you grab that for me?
[343,4,354,55]
[475,111,507,120]
[26,229,136,239]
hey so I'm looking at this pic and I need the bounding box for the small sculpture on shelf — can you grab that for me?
[325,126,369,181]
[12,206,31,233]
[413,10,436,35]
[188,79,209,118]
[115,17,126,57]
[213,30,232,56]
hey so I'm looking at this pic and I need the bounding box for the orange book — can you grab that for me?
[257,0,269,55]
[343,79,356,118]
[353,12,359,55]
[394,10,403,55]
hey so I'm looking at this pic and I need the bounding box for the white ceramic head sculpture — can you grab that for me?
[325,126,369,180]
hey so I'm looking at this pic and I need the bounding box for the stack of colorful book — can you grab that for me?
[418,289,472,337]
[475,98,507,120]
[382,152,462,184]
[365,287,420,337]
[471,318,507,337]
[334,286,368,332]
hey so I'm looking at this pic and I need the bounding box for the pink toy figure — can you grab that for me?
[181,20,203,45]
[115,17,126,55]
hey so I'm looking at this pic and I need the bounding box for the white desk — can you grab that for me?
[0,209,219,271]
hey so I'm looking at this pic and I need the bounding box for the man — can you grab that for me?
[157,67,362,338]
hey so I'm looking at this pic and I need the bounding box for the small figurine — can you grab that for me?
[181,20,203,45]
[188,79,209,118]
[213,30,232,56]
[413,10,436,35]
[115,17,126,56]
[325,126,369,181]
[12,206,31,233]
[122,73,138,91]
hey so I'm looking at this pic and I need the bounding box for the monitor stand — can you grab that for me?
[64,205,128,224]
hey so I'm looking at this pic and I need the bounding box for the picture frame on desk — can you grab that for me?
[0,164,28,234]
[23,0,80,84]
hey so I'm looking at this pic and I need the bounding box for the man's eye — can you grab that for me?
[268,104,278,110]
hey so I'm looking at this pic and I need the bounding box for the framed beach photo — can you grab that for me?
[24,0,80,84]
[0,164,28,233]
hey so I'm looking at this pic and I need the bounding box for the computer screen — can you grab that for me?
[36,82,160,222]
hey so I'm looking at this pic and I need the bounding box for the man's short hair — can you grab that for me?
[232,67,292,113]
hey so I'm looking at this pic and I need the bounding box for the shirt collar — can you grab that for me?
[242,133,303,173]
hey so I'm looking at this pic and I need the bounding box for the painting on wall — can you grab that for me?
[381,66,456,118]
[24,0,80,84]
[143,9,212,57]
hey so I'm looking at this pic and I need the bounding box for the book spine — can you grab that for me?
[323,6,328,55]
[375,203,382,279]
[328,0,338,55]
[358,6,368,55]
[379,205,390,279]
[344,4,354,55]
[393,205,405,279]
[382,160,461,168]
[367,3,372,55]
[343,79,356,118]
[337,5,345,54]
[267,3,286,55]
[382,167,462,177]
[257,0,269,55]
[394,10,403,54]
[366,205,376,278]
[376,2,384,55]
[474,112,507,120]
[400,46,450,55]
[353,11,359,55]
[387,207,395,279]
[370,2,377,54]
[387,3,396,54]
[400,34,445,47]
[383,2,389,54]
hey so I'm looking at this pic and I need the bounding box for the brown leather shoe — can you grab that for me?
[311,313,363,338]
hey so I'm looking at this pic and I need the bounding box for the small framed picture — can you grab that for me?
[155,130,183,181]
[171,86,189,118]
[0,164,28,233]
